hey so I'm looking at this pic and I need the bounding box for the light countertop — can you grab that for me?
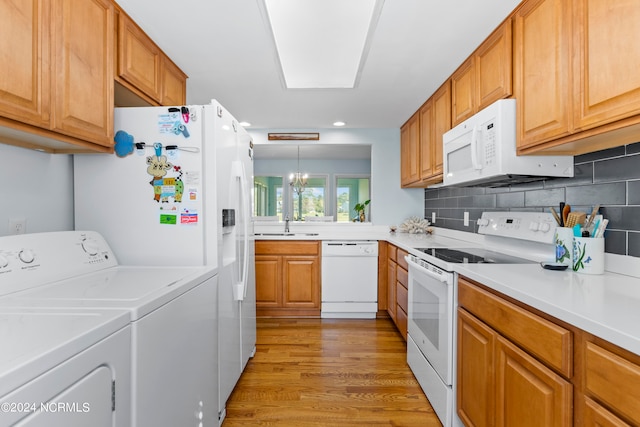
[254,222,640,355]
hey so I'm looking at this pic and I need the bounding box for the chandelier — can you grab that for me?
[289,145,308,195]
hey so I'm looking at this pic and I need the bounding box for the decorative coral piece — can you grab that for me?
[399,216,432,234]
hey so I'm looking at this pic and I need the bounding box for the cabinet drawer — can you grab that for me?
[388,244,398,263]
[255,241,319,255]
[396,305,407,340]
[585,341,640,425]
[396,281,408,313]
[458,278,572,377]
[397,249,409,270]
[396,266,408,289]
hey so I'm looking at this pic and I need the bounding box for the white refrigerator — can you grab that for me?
[74,100,257,424]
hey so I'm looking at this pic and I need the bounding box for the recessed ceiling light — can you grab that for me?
[333,121,346,127]
[239,121,252,127]
[262,0,385,89]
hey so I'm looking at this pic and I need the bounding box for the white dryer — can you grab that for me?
[0,231,219,427]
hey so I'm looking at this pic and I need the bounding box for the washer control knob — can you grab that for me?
[81,239,100,256]
[0,254,8,268]
[18,249,35,264]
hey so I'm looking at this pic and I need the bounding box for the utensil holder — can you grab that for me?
[554,227,573,266]
[573,237,605,275]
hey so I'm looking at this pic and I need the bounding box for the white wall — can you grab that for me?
[0,144,74,236]
[248,128,424,226]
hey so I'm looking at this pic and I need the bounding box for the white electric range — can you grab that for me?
[0,231,218,427]
[405,211,557,427]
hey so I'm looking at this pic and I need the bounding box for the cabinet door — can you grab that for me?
[117,12,161,102]
[419,99,434,180]
[495,335,572,427]
[573,0,640,131]
[255,255,282,308]
[51,0,113,147]
[161,55,187,106]
[451,57,475,126]
[476,20,513,111]
[457,309,495,427]
[400,113,420,187]
[386,258,396,321]
[282,256,319,309]
[514,0,572,150]
[583,398,631,427]
[0,0,50,127]
[432,81,451,178]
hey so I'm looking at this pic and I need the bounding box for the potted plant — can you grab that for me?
[354,199,370,222]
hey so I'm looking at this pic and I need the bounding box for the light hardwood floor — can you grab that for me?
[221,318,442,426]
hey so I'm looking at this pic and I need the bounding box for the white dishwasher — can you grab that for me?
[321,241,378,319]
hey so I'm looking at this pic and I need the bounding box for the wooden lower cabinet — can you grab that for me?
[255,241,320,317]
[458,276,640,427]
[495,335,572,426]
[458,277,573,427]
[385,243,408,340]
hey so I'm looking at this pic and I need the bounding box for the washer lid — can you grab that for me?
[0,266,215,320]
[0,308,129,397]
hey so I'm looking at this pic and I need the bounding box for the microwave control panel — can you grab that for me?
[483,121,497,166]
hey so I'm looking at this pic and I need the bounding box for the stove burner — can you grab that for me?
[416,248,534,264]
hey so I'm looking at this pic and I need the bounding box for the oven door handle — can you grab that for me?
[405,256,452,284]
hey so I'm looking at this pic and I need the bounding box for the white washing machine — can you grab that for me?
[0,307,131,427]
[0,231,219,427]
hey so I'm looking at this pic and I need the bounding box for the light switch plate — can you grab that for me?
[463,212,469,227]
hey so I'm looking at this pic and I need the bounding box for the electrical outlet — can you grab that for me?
[432,212,436,223]
[9,218,26,235]
[463,212,469,227]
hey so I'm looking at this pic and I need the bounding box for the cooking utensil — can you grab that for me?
[549,207,562,226]
[559,202,565,226]
[584,204,601,231]
[561,204,571,227]
[565,211,586,228]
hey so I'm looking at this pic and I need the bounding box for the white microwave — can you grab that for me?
[442,99,573,187]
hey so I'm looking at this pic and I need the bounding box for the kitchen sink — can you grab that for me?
[254,233,319,237]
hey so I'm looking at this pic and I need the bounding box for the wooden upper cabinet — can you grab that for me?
[51,0,114,147]
[0,0,50,128]
[451,20,512,127]
[476,20,513,111]
[117,12,162,102]
[431,81,451,178]
[419,99,434,179]
[514,0,572,150]
[400,112,420,187]
[115,8,187,106]
[160,55,187,106]
[573,0,640,131]
[451,58,475,126]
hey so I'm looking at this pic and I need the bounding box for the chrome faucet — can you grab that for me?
[284,215,290,233]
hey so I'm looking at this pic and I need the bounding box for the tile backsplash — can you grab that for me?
[424,142,640,257]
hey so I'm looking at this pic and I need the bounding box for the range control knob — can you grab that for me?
[0,254,8,268]
[529,222,540,231]
[81,239,100,256]
[477,218,489,227]
[539,222,551,232]
[18,249,35,264]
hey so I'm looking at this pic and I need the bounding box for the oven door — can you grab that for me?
[406,256,455,385]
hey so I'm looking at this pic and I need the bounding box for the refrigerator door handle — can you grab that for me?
[231,159,250,301]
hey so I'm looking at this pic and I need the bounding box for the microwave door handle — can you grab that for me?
[470,125,482,170]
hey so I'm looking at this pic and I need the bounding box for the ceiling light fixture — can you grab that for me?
[262,0,385,89]
[333,121,346,127]
[289,145,308,196]
[239,121,251,127]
